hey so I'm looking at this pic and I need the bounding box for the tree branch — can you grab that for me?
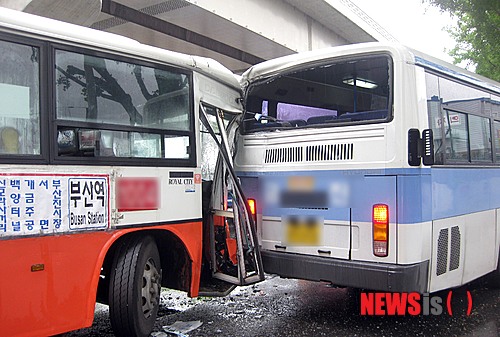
[134,65,154,100]
[56,65,87,88]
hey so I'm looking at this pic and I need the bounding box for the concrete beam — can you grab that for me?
[188,0,354,53]
[0,0,101,26]
[101,0,265,65]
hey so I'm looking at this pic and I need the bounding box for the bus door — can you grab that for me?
[200,104,264,286]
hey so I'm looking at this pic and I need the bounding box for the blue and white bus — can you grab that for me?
[234,42,500,293]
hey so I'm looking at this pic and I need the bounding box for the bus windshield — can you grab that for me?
[243,55,392,132]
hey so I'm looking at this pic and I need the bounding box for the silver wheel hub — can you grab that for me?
[141,257,161,318]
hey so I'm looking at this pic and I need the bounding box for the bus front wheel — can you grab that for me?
[109,235,162,337]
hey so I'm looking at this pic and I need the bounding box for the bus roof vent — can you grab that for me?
[305,143,354,162]
[264,146,303,163]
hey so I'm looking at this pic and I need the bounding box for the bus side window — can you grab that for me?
[494,121,500,162]
[0,40,40,156]
[443,110,469,161]
[54,49,193,162]
[468,114,492,162]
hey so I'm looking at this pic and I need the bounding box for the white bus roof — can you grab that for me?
[241,42,500,94]
[0,7,240,90]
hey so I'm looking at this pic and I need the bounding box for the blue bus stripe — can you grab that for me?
[238,167,500,223]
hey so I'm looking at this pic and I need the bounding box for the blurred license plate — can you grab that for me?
[284,216,322,245]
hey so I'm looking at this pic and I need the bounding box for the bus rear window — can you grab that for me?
[243,55,392,132]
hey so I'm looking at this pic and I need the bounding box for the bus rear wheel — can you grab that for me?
[109,235,162,337]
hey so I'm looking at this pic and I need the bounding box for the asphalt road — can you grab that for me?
[67,275,499,337]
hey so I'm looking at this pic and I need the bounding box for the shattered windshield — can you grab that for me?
[243,55,392,132]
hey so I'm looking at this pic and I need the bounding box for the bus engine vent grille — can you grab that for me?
[264,146,303,163]
[264,143,354,163]
[305,143,354,162]
[449,226,461,271]
[436,228,448,276]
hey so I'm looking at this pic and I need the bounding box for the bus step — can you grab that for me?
[198,277,236,297]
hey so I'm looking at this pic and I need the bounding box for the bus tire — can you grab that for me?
[109,235,162,337]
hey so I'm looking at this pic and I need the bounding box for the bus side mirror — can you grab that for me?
[408,128,434,166]
[422,129,434,166]
[408,129,421,166]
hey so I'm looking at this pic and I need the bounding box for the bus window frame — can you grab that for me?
[48,43,197,168]
[0,32,49,165]
[423,68,499,166]
[241,52,394,134]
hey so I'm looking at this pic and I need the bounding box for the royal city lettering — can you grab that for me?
[168,178,194,185]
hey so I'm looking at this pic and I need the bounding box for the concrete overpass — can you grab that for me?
[0,0,396,72]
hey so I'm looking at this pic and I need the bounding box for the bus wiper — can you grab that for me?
[258,115,282,122]
[244,112,288,124]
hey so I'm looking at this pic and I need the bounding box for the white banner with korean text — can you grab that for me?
[0,174,109,237]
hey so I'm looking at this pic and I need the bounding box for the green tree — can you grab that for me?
[425,0,500,82]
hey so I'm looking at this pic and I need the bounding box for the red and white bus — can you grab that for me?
[0,8,263,337]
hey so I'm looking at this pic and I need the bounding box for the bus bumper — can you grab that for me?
[262,250,429,293]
